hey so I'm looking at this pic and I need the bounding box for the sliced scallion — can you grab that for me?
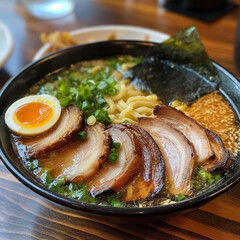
[108,87,118,96]
[109,153,118,162]
[76,131,88,141]
[208,178,215,184]
[82,101,90,111]
[192,180,201,190]
[112,142,121,149]
[87,116,96,125]
[97,81,108,91]
[214,174,221,181]
[175,193,186,201]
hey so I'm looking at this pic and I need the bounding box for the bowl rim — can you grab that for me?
[0,40,240,217]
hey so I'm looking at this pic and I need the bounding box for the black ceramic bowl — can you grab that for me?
[0,41,240,222]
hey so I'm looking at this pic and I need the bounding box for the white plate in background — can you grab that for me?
[0,21,14,69]
[33,25,169,61]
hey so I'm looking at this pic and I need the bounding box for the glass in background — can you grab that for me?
[19,0,75,19]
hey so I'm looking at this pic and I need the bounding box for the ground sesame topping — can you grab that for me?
[186,91,240,157]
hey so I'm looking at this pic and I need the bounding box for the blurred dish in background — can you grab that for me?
[33,25,169,61]
[40,31,79,53]
[0,21,14,69]
[19,0,75,19]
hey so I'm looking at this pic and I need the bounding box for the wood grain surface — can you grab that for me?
[0,0,240,239]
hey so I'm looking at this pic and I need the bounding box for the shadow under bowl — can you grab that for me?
[0,41,240,222]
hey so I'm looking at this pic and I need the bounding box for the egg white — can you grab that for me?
[5,94,61,136]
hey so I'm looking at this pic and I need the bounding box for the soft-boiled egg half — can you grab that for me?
[5,94,61,136]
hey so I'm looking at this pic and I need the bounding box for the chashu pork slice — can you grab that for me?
[21,105,83,158]
[153,105,214,163]
[122,123,165,202]
[138,118,196,196]
[203,129,229,171]
[88,124,142,196]
[41,122,111,181]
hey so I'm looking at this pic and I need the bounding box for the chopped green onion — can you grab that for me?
[87,116,96,125]
[32,160,39,169]
[111,199,122,207]
[112,142,121,149]
[82,100,89,111]
[123,119,129,123]
[106,77,117,87]
[96,98,107,107]
[40,170,53,186]
[95,109,111,124]
[68,183,74,191]
[44,83,56,90]
[109,143,121,161]
[84,86,93,101]
[59,97,70,107]
[26,159,39,171]
[76,131,88,141]
[109,153,119,162]
[205,172,212,179]
[199,170,207,183]
[39,57,142,126]
[192,180,201,190]
[108,87,118,96]
[175,193,186,201]
[57,176,65,186]
[199,170,212,183]
[208,178,215,184]
[78,88,85,101]
[97,81,108,91]
[69,72,79,81]
[110,148,116,153]
[214,174,221,181]
[59,83,69,95]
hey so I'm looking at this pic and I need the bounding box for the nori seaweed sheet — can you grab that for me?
[125,26,220,104]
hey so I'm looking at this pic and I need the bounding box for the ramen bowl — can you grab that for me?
[0,41,240,222]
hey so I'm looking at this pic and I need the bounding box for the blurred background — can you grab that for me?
[0,0,239,81]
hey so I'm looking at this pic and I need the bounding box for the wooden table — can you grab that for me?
[0,0,240,239]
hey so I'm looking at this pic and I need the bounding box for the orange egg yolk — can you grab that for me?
[14,102,53,127]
